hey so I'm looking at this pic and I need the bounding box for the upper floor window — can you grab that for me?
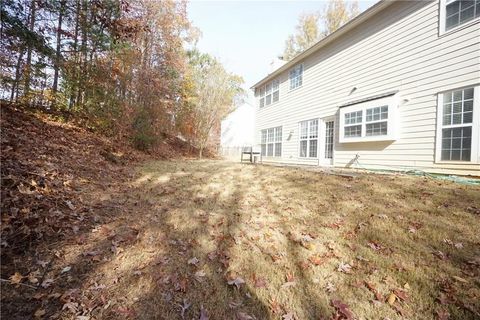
[436,86,479,163]
[442,0,480,32]
[289,64,303,90]
[258,79,280,108]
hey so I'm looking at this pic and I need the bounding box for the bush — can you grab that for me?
[132,110,157,151]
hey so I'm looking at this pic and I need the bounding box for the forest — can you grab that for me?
[1,0,244,157]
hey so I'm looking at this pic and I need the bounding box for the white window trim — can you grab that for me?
[439,0,480,36]
[289,63,304,91]
[257,79,280,108]
[339,94,399,143]
[435,85,480,164]
[260,126,283,157]
[298,119,319,158]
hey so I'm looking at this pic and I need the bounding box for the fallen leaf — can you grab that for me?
[115,306,136,317]
[331,299,354,320]
[34,309,46,318]
[364,281,382,301]
[387,293,396,305]
[337,262,352,274]
[393,289,409,301]
[434,250,448,260]
[325,282,336,293]
[28,272,39,284]
[269,297,282,314]
[282,312,294,320]
[253,276,267,288]
[41,278,54,288]
[194,270,206,282]
[61,266,71,274]
[65,200,75,210]
[286,272,295,282]
[188,257,199,266]
[63,302,79,313]
[308,255,325,266]
[227,277,245,289]
[236,311,254,320]
[452,275,468,283]
[356,255,369,262]
[179,299,191,319]
[436,308,450,320]
[199,305,209,320]
[281,281,296,289]
[9,272,23,284]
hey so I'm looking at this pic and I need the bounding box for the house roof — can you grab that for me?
[250,0,394,90]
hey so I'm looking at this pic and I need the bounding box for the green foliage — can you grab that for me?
[1,3,55,58]
[132,110,157,151]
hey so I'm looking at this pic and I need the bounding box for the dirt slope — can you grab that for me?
[0,106,192,318]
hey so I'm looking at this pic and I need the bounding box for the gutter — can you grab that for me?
[250,0,394,90]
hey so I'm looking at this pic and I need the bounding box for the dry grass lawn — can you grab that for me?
[7,160,480,319]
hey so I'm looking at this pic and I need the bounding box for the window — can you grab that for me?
[437,86,479,162]
[289,64,303,90]
[339,93,399,143]
[325,121,334,159]
[258,79,280,107]
[258,86,265,108]
[261,130,267,156]
[366,106,388,136]
[299,119,318,157]
[265,83,272,105]
[260,126,282,157]
[344,111,362,137]
[443,0,480,31]
[272,80,280,103]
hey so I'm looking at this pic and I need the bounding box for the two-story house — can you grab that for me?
[252,0,480,176]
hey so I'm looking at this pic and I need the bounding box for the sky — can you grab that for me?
[187,0,377,98]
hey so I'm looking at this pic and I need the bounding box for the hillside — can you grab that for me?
[0,106,196,318]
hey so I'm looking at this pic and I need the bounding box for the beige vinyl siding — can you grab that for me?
[255,0,480,175]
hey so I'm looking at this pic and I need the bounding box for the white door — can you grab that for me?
[320,117,335,165]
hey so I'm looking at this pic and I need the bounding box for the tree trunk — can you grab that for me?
[24,0,36,98]
[52,0,66,94]
[10,49,25,101]
[77,0,88,107]
[68,0,80,110]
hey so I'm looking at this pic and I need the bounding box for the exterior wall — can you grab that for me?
[221,102,255,147]
[254,0,480,175]
[221,102,255,159]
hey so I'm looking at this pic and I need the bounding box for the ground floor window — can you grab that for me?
[437,86,479,162]
[299,119,318,157]
[324,120,334,159]
[261,126,282,157]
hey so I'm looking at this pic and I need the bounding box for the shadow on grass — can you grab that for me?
[3,159,479,319]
